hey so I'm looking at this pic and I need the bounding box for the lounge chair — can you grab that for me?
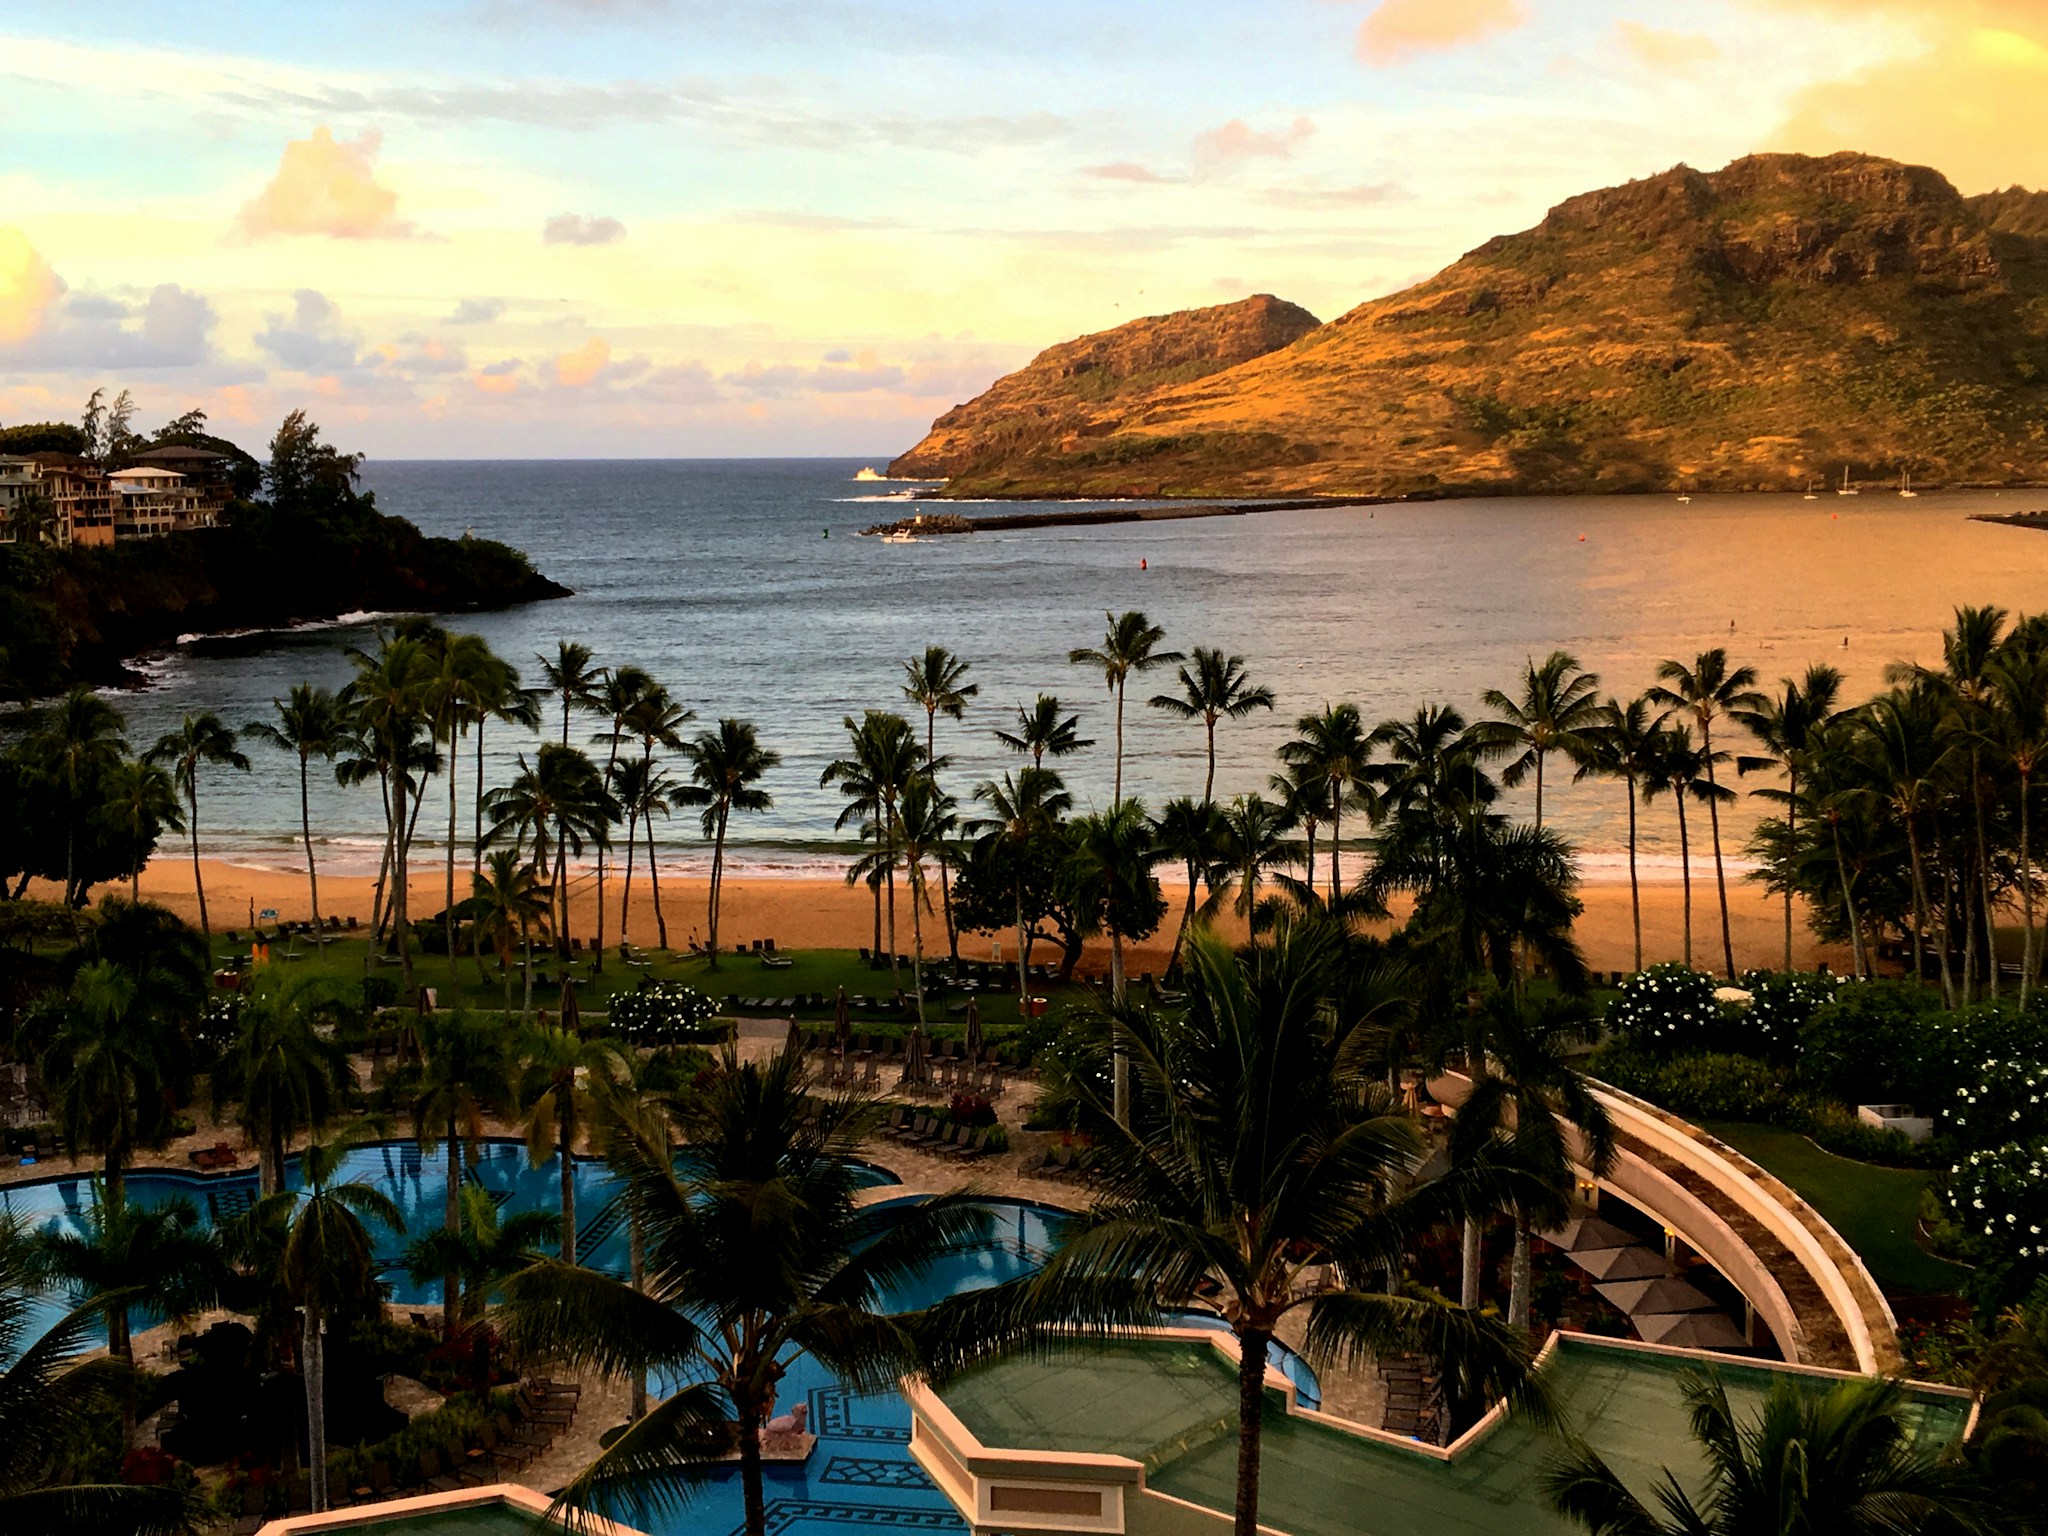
[231,1484,266,1536]
[418,1448,464,1494]
[529,1375,582,1401]
[519,1385,575,1426]
[479,1423,531,1472]
[947,1128,990,1160]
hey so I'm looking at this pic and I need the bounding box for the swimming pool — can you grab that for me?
[0,1147,1319,1536]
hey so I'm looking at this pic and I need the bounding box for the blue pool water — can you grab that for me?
[1,1144,1317,1536]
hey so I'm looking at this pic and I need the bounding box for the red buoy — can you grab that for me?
[1140,557,1148,570]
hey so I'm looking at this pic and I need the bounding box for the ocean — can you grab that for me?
[106,459,2048,880]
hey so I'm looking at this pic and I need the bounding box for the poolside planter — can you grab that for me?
[253,1483,643,1536]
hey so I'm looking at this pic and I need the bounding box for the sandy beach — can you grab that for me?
[64,856,1853,977]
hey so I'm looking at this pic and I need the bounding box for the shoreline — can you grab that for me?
[42,856,1852,976]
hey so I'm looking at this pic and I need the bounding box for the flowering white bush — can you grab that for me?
[1949,1138,2048,1277]
[1604,964,1727,1054]
[606,982,722,1046]
[1948,1058,2048,1151]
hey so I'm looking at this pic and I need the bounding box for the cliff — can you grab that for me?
[891,153,2048,498]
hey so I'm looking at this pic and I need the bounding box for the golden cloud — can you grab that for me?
[235,127,412,241]
[553,337,611,388]
[1356,0,1529,67]
[1759,2,2048,189]
[1617,21,1719,73]
[0,228,63,345]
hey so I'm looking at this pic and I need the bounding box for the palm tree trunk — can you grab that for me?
[553,834,570,961]
[188,783,211,940]
[650,824,669,949]
[2022,769,2036,1007]
[371,772,394,942]
[1783,769,1797,972]
[1111,930,1129,1128]
[1113,682,1125,804]
[1676,793,1693,968]
[1975,749,1997,1000]
[1935,850,1957,1008]
[443,1122,460,1342]
[111,1294,137,1448]
[1534,748,1545,831]
[885,805,901,985]
[1460,1218,1481,1310]
[909,856,927,1031]
[1905,819,1937,1001]
[594,737,623,975]
[738,1397,768,1536]
[1203,718,1218,805]
[620,803,639,949]
[560,1097,577,1264]
[393,770,412,985]
[1232,1327,1269,1536]
[447,725,461,991]
[522,929,535,1020]
[1329,789,1342,906]
[1626,778,1642,972]
[1015,880,1030,1014]
[629,1208,648,1421]
[708,807,729,966]
[1171,862,1199,977]
[1830,817,1869,979]
[300,752,324,948]
[305,1307,329,1513]
[930,714,961,965]
[473,718,486,880]
[1508,1217,1532,1332]
[502,939,514,1013]
[1703,740,1735,978]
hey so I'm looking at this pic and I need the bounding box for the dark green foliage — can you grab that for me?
[1796,980,1949,1105]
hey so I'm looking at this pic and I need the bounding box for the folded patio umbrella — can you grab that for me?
[964,996,983,1063]
[1572,1245,1669,1282]
[784,1016,804,1058]
[559,973,581,1035]
[900,1025,927,1088]
[1634,1311,1751,1350]
[1541,1215,1639,1252]
[833,987,851,1054]
[1597,1275,1717,1315]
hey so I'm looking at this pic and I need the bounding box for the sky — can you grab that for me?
[3,0,2046,459]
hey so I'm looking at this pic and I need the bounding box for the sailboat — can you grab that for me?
[1899,470,1918,499]
[1802,478,1819,500]
[1836,466,1859,497]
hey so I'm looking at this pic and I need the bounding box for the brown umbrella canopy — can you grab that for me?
[1635,1311,1751,1350]
[559,974,581,1035]
[1541,1215,1639,1252]
[964,997,983,1063]
[900,1025,927,1089]
[1596,1275,1716,1315]
[833,988,852,1055]
[785,1016,804,1059]
[1571,1246,1669,1283]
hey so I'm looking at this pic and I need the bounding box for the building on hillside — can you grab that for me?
[109,466,211,538]
[128,443,239,513]
[24,453,114,546]
[0,456,45,544]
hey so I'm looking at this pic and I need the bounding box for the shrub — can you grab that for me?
[1796,980,1945,1104]
[1947,1139,2048,1305]
[606,982,723,1047]
[1737,969,1844,1060]
[1949,1058,2048,1151]
[361,975,399,1011]
[948,1094,997,1128]
[1589,1044,1791,1122]
[1602,964,1728,1055]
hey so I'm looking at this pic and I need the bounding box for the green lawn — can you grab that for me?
[1700,1120,1971,1297]
[216,934,1076,1034]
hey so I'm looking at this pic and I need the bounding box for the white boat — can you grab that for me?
[854,467,886,482]
[1802,477,1819,500]
[1836,466,1859,497]
[1899,470,1917,499]
[1675,492,1691,503]
[880,530,919,544]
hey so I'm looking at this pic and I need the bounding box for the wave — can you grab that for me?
[173,609,409,648]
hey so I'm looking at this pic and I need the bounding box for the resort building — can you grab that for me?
[0,456,46,544]
[129,441,239,514]
[109,464,213,538]
[15,453,116,546]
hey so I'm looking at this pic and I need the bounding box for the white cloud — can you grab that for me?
[254,289,364,372]
[542,213,628,245]
[235,126,415,241]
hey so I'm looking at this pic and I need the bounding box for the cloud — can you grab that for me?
[1761,5,2048,189]
[542,213,628,246]
[474,358,523,395]
[234,126,413,241]
[1616,21,1719,74]
[0,228,63,345]
[1192,117,1316,175]
[553,336,613,387]
[445,297,505,325]
[1082,161,1179,185]
[377,335,468,376]
[1355,0,1529,67]
[721,352,907,397]
[254,289,364,373]
[1259,181,1405,208]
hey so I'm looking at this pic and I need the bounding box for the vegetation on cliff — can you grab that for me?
[0,406,566,698]
[891,153,2048,499]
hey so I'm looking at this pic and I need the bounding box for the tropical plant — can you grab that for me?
[967,767,1074,1009]
[340,633,438,981]
[677,719,780,967]
[1063,800,1166,1125]
[1152,795,1226,976]
[1648,650,1766,979]
[244,684,345,943]
[1733,664,1845,972]
[403,1183,553,1327]
[893,772,957,1029]
[1542,1367,1994,1535]
[589,666,661,973]
[821,711,925,985]
[496,1048,1005,1536]
[207,974,351,1194]
[1859,683,1960,1005]
[1991,641,2048,1006]
[245,1132,404,1512]
[518,1020,626,1262]
[1203,793,1302,926]
[1148,646,1276,805]
[995,693,1093,769]
[611,754,675,951]
[1040,920,1540,1536]
[1478,650,1603,829]
[470,847,551,1015]
[1276,701,1373,902]
[31,687,129,910]
[401,1011,516,1338]
[1639,725,1729,971]
[143,711,250,943]
[1579,695,1668,972]
[93,759,182,906]
[484,743,614,963]
[903,645,979,961]
[1069,611,1180,802]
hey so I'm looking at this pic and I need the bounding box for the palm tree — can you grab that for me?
[1064,800,1163,1128]
[1153,795,1226,975]
[902,645,978,960]
[893,773,957,1029]
[678,719,781,967]
[612,755,675,951]
[1648,650,1765,978]
[424,633,511,985]
[538,640,603,746]
[467,652,539,878]
[484,744,613,963]
[208,975,350,1195]
[1365,704,1501,890]
[404,1010,516,1339]
[144,712,250,944]
[31,687,127,910]
[403,1184,554,1330]
[471,848,551,1015]
[995,693,1094,768]
[340,635,437,982]
[245,684,345,944]
[1042,920,1539,1536]
[1479,651,1602,830]
[0,1223,206,1535]
[497,1047,1010,1536]
[1859,684,1958,1003]
[1579,695,1668,972]
[968,767,1074,1010]
[34,1190,223,1447]
[620,685,694,948]
[1277,702,1373,902]
[1204,793,1303,927]
[518,1020,625,1263]
[1639,727,1730,971]
[249,1132,405,1513]
[1070,611,1180,802]
[589,1055,675,1424]
[1448,992,1614,1331]
[1990,642,2048,1003]
[1149,646,1276,804]
[589,666,659,973]
[822,711,924,985]
[95,759,182,904]
[1732,664,1845,972]
[1543,1368,1994,1535]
